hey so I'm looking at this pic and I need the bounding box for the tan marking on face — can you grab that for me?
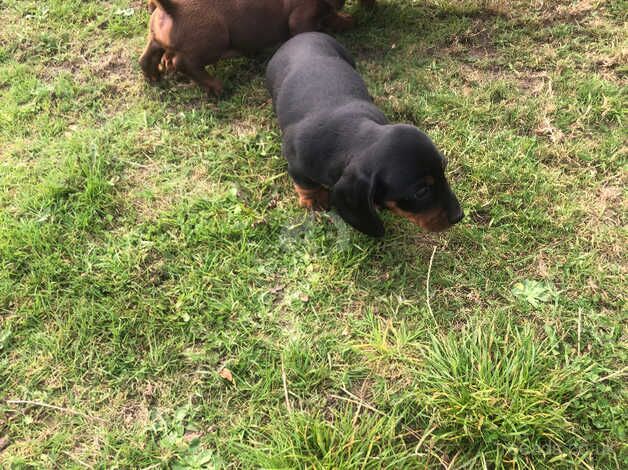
[385,201,451,232]
[294,185,330,211]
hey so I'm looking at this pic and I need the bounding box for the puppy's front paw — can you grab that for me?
[142,68,162,83]
[158,52,176,74]
[201,78,223,96]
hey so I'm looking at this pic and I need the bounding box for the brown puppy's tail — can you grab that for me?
[148,0,176,15]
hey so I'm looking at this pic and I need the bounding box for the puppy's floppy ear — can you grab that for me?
[331,165,384,237]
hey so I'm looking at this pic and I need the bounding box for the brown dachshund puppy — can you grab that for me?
[140,0,376,94]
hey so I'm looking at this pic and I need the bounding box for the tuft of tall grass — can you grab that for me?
[402,324,594,467]
[240,407,420,469]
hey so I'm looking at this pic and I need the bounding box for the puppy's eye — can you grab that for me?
[414,187,429,199]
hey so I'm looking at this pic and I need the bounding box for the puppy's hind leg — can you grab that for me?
[323,0,376,32]
[176,56,224,95]
[176,22,230,95]
[323,11,354,32]
[288,2,326,35]
[139,38,166,83]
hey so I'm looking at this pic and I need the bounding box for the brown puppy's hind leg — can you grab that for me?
[173,21,229,95]
[140,38,166,82]
[295,184,330,210]
[324,0,376,33]
[288,2,326,35]
[324,12,354,32]
[177,56,223,95]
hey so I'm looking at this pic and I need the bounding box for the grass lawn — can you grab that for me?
[0,0,626,467]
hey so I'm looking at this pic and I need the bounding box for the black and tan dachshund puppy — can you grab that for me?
[266,33,463,237]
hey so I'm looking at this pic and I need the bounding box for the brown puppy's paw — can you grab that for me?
[142,66,163,83]
[141,69,162,83]
[325,12,355,32]
[201,78,223,96]
[140,39,166,83]
[158,52,176,74]
[295,185,330,211]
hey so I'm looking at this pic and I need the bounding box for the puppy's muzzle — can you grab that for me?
[386,201,463,233]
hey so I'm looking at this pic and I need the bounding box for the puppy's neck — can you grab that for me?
[345,120,391,165]
[347,119,387,149]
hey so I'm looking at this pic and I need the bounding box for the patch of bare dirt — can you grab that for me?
[587,48,628,84]
[120,401,150,427]
[435,19,498,62]
[573,177,627,269]
[583,184,626,228]
[0,436,10,453]
[92,50,135,80]
[538,0,601,26]
[458,63,551,94]
[122,161,225,221]
[229,118,262,138]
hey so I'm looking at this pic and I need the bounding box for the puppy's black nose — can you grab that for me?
[448,209,464,225]
[443,185,463,226]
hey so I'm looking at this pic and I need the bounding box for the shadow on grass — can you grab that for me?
[340,0,505,53]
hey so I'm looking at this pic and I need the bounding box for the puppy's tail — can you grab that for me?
[148,0,176,15]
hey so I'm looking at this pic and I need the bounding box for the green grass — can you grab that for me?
[0,0,626,467]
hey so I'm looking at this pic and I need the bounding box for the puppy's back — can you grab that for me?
[266,33,372,127]
[266,33,355,92]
